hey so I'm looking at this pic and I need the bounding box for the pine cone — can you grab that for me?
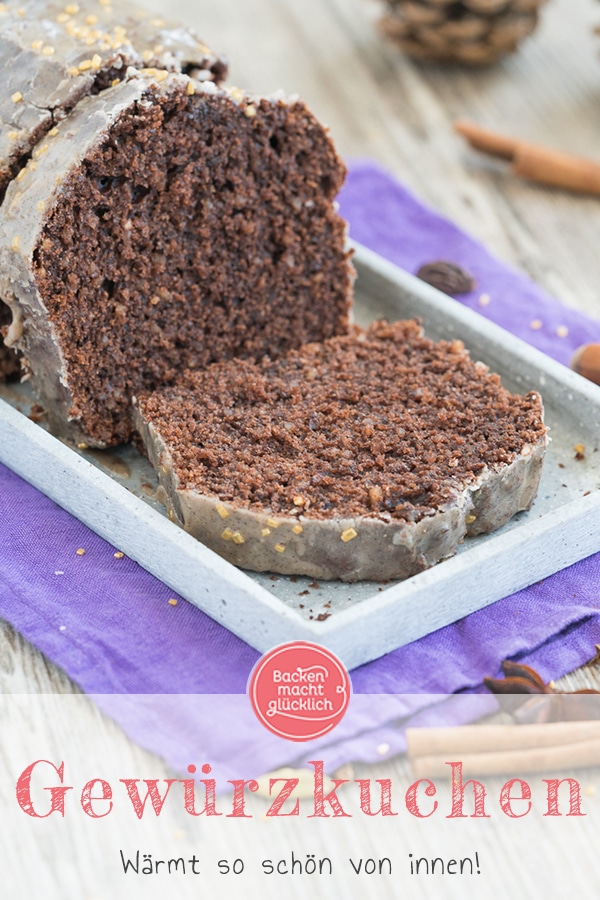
[379,0,545,66]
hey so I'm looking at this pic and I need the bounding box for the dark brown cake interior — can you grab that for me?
[137,319,546,523]
[33,86,351,445]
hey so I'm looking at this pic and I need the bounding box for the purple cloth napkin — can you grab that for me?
[1,161,599,772]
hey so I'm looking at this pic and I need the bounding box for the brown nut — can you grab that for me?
[570,343,600,386]
[416,261,475,296]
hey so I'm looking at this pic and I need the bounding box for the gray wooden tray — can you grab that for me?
[2,242,600,670]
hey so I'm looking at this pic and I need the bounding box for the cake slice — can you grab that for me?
[0,70,352,445]
[133,320,548,583]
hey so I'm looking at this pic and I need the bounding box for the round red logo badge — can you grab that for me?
[248,642,351,741]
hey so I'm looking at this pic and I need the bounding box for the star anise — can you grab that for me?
[484,658,600,723]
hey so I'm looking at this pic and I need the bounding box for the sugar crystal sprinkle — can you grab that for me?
[292,524,303,535]
[274,543,286,553]
[11,91,23,103]
[341,527,358,543]
[556,325,569,338]
[168,598,178,606]
[114,551,124,559]
[530,319,543,331]
[76,548,86,556]
[216,504,230,519]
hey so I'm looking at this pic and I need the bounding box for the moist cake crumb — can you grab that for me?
[134,319,548,582]
[1,75,352,445]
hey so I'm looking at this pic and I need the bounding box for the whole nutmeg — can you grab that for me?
[570,343,600,386]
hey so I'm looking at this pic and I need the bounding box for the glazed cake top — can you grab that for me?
[0,0,227,197]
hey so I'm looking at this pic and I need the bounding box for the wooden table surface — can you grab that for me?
[2,0,600,895]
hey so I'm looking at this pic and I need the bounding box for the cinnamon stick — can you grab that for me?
[407,722,600,777]
[410,739,600,778]
[513,144,600,195]
[454,118,600,197]
[454,119,518,162]
[407,721,600,757]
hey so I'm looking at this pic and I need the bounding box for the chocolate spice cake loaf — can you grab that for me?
[0,4,352,445]
[134,320,548,583]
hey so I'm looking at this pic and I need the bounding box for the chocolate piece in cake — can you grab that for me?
[134,319,548,583]
[0,71,352,445]
[0,301,20,379]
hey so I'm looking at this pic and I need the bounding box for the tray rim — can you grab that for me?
[2,241,600,669]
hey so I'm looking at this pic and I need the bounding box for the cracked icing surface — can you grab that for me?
[0,0,226,197]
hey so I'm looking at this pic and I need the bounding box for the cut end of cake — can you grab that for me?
[134,319,548,582]
[0,73,353,445]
